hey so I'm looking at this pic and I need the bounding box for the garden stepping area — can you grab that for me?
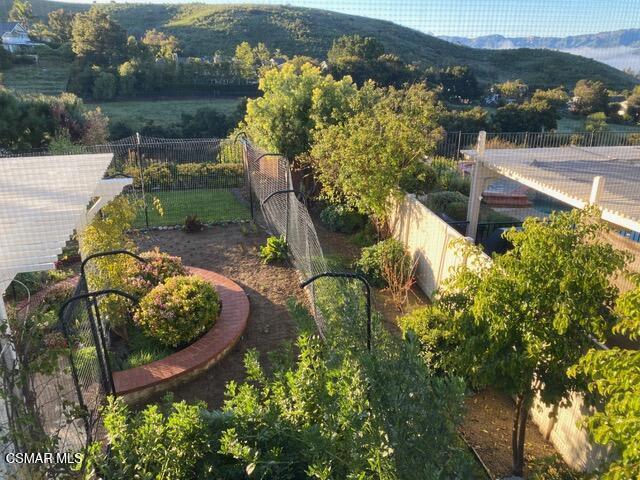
[134,224,304,407]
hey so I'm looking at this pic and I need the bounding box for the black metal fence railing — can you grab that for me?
[436,130,640,159]
[475,221,524,245]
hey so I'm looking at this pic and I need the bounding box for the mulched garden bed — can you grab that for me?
[133,223,305,408]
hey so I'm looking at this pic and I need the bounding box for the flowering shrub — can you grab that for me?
[40,281,76,313]
[125,249,188,297]
[134,276,220,347]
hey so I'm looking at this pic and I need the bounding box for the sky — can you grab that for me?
[61,0,640,38]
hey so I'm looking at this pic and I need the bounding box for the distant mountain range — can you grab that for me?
[440,29,640,72]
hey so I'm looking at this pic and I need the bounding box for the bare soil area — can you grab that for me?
[133,224,304,408]
[462,389,557,479]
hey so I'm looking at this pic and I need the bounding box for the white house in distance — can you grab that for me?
[0,22,39,52]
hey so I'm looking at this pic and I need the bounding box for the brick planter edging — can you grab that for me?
[113,267,250,404]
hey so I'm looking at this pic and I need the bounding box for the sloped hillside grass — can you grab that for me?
[6,1,635,90]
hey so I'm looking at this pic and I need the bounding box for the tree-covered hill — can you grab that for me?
[3,1,637,89]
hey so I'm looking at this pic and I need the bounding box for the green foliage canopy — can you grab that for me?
[239,62,357,163]
[569,273,640,479]
[401,207,629,475]
[311,83,444,219]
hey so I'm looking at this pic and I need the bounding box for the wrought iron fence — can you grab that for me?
[436,130,640,159]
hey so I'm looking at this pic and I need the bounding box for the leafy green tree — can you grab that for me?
[584,111,609,133]
[402,208,629,476]
[311,83,444,221]
[531,87,569,110]
[142,29,180,60]
[625,85,640,123]
[71,7,127,67]
[573,79,610,115]
[494,79,528,101]
[239,62,357,164]
[8,0,33,29]
[91,70,117,100]
[327,34,413,86]
[46,9,74,43]
[117,60,138,96]
[438,106,490,132]
[569,274,640,479]
[233,41,271,80]
[493,100,558,132]
[426,65,481,102]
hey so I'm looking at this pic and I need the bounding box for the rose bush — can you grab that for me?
[125,249,188,297]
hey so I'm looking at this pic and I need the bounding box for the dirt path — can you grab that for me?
[462,389,557,479]
[134,224,304,409]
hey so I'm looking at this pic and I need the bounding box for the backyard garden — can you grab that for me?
[2,59,640,480]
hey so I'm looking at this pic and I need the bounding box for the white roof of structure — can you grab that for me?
[0,154,131,293]
[462,145,640,232]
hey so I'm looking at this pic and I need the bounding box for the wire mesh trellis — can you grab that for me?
[0,276,106,472]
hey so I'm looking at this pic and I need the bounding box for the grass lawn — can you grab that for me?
[134,188,250,228]
[557,115,640,133]
[2,57,72,95]
[95,97,243,130]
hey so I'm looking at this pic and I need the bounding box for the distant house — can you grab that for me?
[0,22,39,52]
[567,95,581,113]
[269,57,287,68]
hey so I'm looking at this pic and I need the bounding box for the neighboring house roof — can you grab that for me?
[0,22,22,36]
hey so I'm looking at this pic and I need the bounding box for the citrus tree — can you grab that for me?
[403,208,629,476]
[569,273,640,479]
[311,83,444,222]
[239,62,357,164]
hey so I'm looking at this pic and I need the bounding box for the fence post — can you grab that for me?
[589,176,605,205]
[456,131,462,160]
[240,141,254,219]
[135,133,149,229]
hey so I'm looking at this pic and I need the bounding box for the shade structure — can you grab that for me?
[0,154,131,294]
[463,145,640,233]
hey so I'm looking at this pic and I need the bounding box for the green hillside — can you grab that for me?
[2,1,637,89]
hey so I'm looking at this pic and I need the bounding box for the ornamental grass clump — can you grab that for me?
[134,276,220,348]
[125,248,188,297]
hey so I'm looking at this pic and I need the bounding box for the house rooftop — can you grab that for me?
[0,22,20,35]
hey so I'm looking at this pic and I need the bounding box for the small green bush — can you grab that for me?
[125,248,188,297]
[84,397,210,479]
[399,162,438,195]
[40,281,76,313]
[319,204,367,234]
[134,276,220,348]
[444,201,468,221]
[431,158,470,195]
[425,191,469,215]
[356,238,410,288]
[259,235,288,264]
[143,163,174,188]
